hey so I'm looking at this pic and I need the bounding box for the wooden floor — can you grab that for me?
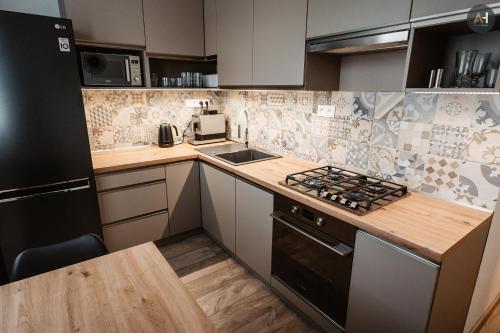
[157,233,316,333]
[475,295,500,333]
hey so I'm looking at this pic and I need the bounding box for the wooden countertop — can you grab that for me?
[92,143,493,263]
[0,242,216,333]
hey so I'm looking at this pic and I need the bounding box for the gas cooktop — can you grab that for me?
[279,166,409,215]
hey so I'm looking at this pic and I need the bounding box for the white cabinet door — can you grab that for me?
[165,161,201,236]
[346,231,439,333]
[200,163,236,253]
[252,0,307,86]
[216,0,253,86]
[64,0,145,46]
[411,0,498,19]
[204,0,217,56]
[235,179,273,282]
[307,0,412,38]
[143,0,205,56]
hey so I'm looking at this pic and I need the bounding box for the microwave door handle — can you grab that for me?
[271,213,353,257]
[125,58,131,82]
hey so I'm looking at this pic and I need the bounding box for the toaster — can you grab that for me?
[188,113,226,145]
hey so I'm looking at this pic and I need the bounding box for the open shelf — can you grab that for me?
[405,18,500,91]
[147,56,217,88]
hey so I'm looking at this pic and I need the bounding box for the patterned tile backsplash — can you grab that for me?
[83,89,500,210]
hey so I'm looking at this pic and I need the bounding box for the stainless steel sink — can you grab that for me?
[196,144,281,165]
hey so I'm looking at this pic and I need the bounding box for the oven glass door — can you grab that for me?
[272,213,353,328]
[81,53,131,86]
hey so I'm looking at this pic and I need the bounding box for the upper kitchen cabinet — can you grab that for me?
[143,0,205,57]
[306,0,412,38]
[411,0,498,19]
[63,0,145,46]
[204,0,217,56]
[216,0,253,86]
[253,0,307,86]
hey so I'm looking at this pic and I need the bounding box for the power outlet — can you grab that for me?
[184,99,209,108]
[317,105,336,118]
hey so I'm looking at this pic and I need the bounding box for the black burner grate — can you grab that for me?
[279,166,409,215]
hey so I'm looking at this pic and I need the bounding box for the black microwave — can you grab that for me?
[80,52,142,87]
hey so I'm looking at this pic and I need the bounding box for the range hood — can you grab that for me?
[307,30,409,55]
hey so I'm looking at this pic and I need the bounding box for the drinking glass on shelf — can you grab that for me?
[181,72,193,88]
[176,77,183,87]
[169,77,176,87]
[161,76,169,87]
[193,72,202,88]
[471,52,491,87]
[485,61,498,88]
[151,72,159,87]
[455,49,478,88]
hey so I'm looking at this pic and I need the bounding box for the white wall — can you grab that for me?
[0,0,62,17]
[464,195,500,332]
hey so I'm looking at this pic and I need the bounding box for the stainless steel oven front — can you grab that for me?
[80,52,142,87]
[271,194,356,330]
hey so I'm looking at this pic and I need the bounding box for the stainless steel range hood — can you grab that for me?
[307,30,409,55]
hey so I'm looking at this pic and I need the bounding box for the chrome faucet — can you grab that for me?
[237,110,249,148]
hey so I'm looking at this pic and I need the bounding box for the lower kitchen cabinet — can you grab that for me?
[235,178,273,282]
[345,231,439,333]
[200,163,236,253]
[165,161,201,236]
[102,211,169,252]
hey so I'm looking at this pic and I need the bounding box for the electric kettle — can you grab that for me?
[158,123,178,148]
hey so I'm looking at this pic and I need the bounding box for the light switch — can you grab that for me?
[317,105,336,118]
[184,99,209,108]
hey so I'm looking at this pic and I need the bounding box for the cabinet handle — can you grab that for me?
[271,213,353,257]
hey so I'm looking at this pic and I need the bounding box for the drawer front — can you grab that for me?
[103,211,169,252]
[96,166,165,191]
[98,182,167,224]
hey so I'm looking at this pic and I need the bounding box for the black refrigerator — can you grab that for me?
[0,11,102,283]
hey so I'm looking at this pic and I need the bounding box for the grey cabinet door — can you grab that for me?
[200,163,236,253]
[252,0,307,86]
[63,0,145,46]
[204,0,217,56]
[143,0,204,56]
[306,0,412,38]
[345,231,439,333]
[216,0,253,86]
[165,161,201,236]
[411,0,497,19]
[235,179,273,282]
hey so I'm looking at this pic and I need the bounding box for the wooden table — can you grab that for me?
[0,242,217,333]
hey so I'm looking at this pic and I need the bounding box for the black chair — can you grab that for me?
[10,233,108,282]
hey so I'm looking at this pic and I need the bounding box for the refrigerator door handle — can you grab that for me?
[0,179,91,203]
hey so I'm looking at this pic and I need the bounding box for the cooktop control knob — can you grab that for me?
[291,205,299,214]
[133,76,140,81]
[316,217,325,227]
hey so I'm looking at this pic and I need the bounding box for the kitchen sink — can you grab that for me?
[196,144,281,165]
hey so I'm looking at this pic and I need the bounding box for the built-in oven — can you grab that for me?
[80,52,142,87]
[271,194,356,330]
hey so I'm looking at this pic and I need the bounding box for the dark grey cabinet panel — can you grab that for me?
[235,179,273,282]
[216,0,253,86]
[253,0,307,86]
[411,0,497,19]
[166,161,201,236]
[346,231,439,333]
[200,163,236,253]
[307,0,412,38]
[204,0,217,56]
[63,0,145,46]
[143,0,204,56]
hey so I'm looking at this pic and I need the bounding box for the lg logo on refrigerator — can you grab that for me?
[58,37,70,52]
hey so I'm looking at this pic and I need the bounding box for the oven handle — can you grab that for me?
[125,58,131,82]
[271,213,353,257]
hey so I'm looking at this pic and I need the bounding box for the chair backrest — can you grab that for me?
[10,233,108,282]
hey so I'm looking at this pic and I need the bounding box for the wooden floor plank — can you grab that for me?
[158,233,317,333]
